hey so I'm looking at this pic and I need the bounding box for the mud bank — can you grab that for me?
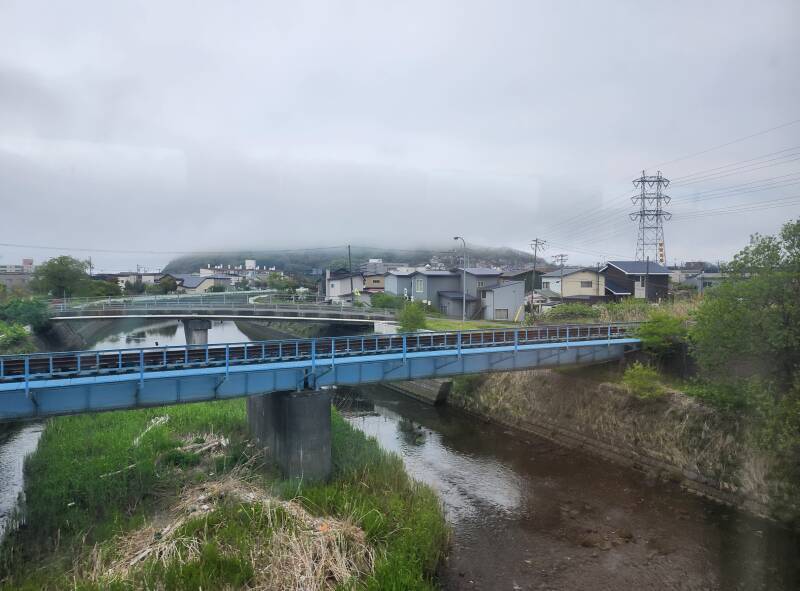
[449,367,798,524]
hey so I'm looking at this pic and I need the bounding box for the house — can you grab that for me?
[359,259,408,275]
[324,268,365,302]
[540,267,605,301]
[384,268,416,299]
[600,260,671,301]
[164,274,231,294]
[684,272,726,294]
[362,273,386,293]
[479,281,525,320]
[501,268,545,292]
[408,269,461,311]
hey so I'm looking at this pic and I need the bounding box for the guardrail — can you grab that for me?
[48,290,317,310]
[0,322,640,383]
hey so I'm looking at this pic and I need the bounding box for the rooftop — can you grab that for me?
[460,267,503,276]
[541,266,595,278]
[603,261,671,275]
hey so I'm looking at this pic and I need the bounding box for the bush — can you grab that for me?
[622,362,665,399]
[397,301,427,332]
[545,303,601,322]
[0,297,50,331]
[0,320,35,354]
[369,292,406,310]
[599,299,651,322]
[636,311,687,362]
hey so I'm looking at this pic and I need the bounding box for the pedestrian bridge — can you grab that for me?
[0,323,640,422]
[49,300,394,324]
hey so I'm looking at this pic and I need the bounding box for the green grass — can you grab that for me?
[424,317,518,331]
[0,400,447,590]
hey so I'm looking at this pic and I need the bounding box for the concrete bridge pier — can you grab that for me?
[247,390,332,482]
[182,319,212,345]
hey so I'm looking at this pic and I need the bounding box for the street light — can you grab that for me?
[453,236,467,323]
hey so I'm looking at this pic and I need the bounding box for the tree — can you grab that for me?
[397,301,427,332]
[0,297,50,331]
[691,218,800,391]
[124,279,146,295]
[30,256,89,298]
[636,311,687,363]
[76,279,122,297]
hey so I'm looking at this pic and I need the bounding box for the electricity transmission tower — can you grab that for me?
[630,170,671,265]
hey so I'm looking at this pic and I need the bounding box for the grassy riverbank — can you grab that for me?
[0,400,447,590]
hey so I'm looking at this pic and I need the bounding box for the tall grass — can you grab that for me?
[0,400,447,590]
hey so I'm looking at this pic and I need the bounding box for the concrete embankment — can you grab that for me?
[383,379,452,405]
[444,366,798,524]
[35,319,118,350]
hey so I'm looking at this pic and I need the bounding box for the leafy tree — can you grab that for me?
[691,218,800,390]
[636,311,687,363]
[397,301,427,332]
[622,362,665,399]
[76,279,121,297]
[159,275,178,294]
[30,256,89,298]
[0,297,50,331]
[124,279,146,295]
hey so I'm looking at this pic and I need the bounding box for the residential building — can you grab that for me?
[363,273,386,292]
[359,259,408,275]
[541,267,605,300]
[384,268,416,299]
[684,272,726,294]
[324,268,365,302]
[600,260,671,301]
[501,268,545,292]
[408,269,461,311]
[480,281,525,320]
[162,273,231,294]
[0,272,32,290]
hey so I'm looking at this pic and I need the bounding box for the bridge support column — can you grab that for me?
[182,319,212,345]
[247,390,331,482]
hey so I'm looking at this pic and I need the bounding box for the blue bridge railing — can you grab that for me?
[0,323,639,385]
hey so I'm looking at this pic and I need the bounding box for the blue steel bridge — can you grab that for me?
[0,323,640,422]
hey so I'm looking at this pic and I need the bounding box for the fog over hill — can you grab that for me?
[163,244,546,275]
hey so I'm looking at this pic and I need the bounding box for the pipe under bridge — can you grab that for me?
[0,323,640,480]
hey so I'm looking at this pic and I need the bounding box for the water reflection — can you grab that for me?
[336,386,800,591]
[0,424,43,540]
[90,319,251,350]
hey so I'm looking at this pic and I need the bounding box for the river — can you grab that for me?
[1,319,798,589]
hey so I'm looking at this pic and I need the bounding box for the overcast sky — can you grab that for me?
[1,0,799,272]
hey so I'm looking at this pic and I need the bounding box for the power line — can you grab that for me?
[648,117,800,169]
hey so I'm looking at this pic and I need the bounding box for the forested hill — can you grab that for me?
[163,245,541,274]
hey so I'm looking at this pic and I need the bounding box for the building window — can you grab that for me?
[477,280,485,287]
[330,282,335,289]
[372,279,380,284]
[580,281,593,288]
[495,308,509,320]
[415,278,423,292]
[542,281,550,289]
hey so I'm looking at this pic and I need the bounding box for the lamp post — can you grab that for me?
[453,236,467,323]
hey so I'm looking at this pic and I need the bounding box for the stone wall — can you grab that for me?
[449,367,797,523]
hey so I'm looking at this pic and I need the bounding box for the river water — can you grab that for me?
[1,319,798,589]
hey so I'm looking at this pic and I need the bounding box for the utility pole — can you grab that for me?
[347,245,354,301]
[530,238,546,292]
[454,236,467,323]
[645,256,650,300]
[630,170,671,265]
[553,253,568,301]
[88,256,93,278]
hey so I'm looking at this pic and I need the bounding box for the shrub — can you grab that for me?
[0,297,50,331]
[397,301,427,332]
[545,303,600,322]
[369,292,406,310]
[636,311,687,362]
[622,362,665,399]
[0,320,35,354]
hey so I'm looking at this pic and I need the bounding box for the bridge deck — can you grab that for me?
[0,323,640,421]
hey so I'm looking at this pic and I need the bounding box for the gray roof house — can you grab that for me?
[384,268,416,299]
